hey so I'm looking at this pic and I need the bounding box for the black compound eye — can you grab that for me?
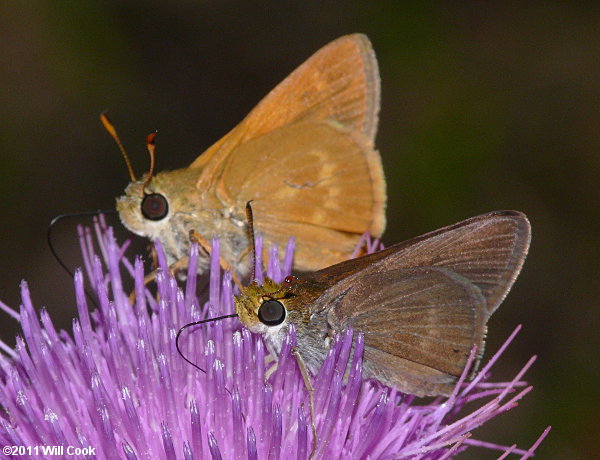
[141,193,169,221]
[257,300,286,326]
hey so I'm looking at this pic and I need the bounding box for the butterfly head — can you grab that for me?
[234,276,304,336]
[116,168,199,240]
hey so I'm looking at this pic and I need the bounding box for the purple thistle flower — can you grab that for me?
[0,218,549,459]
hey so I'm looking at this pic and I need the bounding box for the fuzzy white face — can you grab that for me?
[234,279,289,331]
[116,168,219,271]
[233,278,303,354]
[116,178,171,240]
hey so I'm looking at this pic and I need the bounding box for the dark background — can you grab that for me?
[1,2,598,458]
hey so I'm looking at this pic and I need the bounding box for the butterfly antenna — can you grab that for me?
[245,201,256,282]
[47,210,118,308]
[177,314,246,408]
[100,112,137,182]
[142,132,157,193]
[176,314,238,381]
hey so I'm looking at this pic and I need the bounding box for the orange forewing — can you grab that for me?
[193,34,385,270]
[191,34,379,174]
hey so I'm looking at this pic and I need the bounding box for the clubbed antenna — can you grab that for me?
[143,131,158,193]
[100,112,136,182]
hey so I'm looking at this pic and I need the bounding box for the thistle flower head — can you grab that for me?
[0,218,549,458]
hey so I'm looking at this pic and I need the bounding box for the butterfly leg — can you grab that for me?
[189,230,243,290]
[291,346,317,460]
[264,357,277,381]
[265,359,277,383]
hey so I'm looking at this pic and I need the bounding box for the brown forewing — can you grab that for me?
[308,211,531,315]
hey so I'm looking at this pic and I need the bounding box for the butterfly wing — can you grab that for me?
[296,211,530,395]
[188,35,384,270]
[191,33,380,176]
[214,119,385,269]
[311,211,531,315]
[320,267,488,396]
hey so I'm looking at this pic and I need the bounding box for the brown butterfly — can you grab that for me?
[112,34,386,277]
[234,211,531,396]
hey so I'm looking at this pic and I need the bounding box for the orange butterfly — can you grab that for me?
[111,34,386,276]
